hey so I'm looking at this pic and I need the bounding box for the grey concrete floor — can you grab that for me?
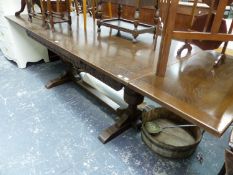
[0,50,231,175]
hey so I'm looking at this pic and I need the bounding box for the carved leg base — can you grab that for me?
[99,87,144,144]
[98,109,142,144]
[98,113,131,144]
[45,71,72,89]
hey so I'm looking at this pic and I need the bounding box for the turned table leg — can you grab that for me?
[45,62,81,89]
[98,87,144,144]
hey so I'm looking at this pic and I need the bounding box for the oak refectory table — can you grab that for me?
[5,14,233,143]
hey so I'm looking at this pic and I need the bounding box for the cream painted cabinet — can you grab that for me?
[0,0,49,68]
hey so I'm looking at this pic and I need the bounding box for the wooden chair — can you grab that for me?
[15,0,41,17]
[40,0,78,31]
[97,0,156,42]
[72,0,97,30]
[23,0,94,31]
[154,0,233,77]
[76,0,95,16]
[177,0,233,67]
[24,0,43,22]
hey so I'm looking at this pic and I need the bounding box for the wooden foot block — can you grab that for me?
[99,113,131,144]
[98,122,131,144]
[45,72,72,89]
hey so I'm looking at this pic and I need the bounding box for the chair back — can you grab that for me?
[156,0,233,77]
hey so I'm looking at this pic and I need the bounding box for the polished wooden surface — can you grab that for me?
[129,51,233,136]
[8,14,193,84]
[101,2,209,30]
[6,14,233,137]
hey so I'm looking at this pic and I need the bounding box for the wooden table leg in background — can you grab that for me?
[98,87,144,144]
[45,62,80,89]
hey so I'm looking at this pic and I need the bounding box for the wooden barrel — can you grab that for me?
[141,108,203,158]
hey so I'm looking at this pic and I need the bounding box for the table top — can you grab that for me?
[6,14,233,137]
[129,51,233,136]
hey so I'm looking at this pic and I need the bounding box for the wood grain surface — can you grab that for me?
[6,14,233,137]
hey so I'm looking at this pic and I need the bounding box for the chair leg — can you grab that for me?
[133,6,140,43]
[108,2,112,18]
[97,1,103,33]
[214,18,233,67]
[218,163,226,175]
[26,0,33,22]
[74,0,79,15]
[83,0,87,31]
[92,0,96,19]
[40,0,47,27]
[47,0,55,31]
[15,0,27,16]
[65,0,72,28]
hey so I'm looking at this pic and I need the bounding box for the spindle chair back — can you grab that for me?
[155,0,233,77]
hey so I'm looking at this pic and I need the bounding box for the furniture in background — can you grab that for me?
[96,0,156,42]
[39,0,74,31]
[0,0,49,68]
[25,0,96,31]
[15,0,41,17]
[177,0,233,67]
[76,0,95,17]
[154,0,233,77]
[6,10,233,148]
